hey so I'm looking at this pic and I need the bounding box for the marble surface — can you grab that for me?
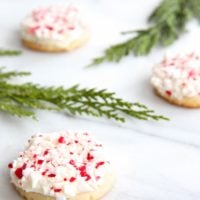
[1,0,200,199]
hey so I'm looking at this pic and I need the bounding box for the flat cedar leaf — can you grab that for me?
[0,101,35,118]
[0,49,22,56]
[89,0,200,66]
[0,68,168,122]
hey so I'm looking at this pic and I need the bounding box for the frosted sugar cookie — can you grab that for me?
[8,131,115,200]
[21,5,90,52]
[151,52,200,107]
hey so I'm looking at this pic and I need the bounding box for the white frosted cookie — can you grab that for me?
[8,131,115,200]
[21,5,90,52]
[151,52,200,108]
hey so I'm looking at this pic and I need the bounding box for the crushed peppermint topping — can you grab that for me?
[54,188,62,193]
[87,152,94,161]
[37,159,44,165]
[43,149,49,156]
[8,163,13,169]
[21,5,88,42]
[151,52,200,99]
[96,161,105,169]
[14,163,27,179]
[48,173,56,178]
[8,131,111,198]
[58,136,65,143]
[69,177,76,182]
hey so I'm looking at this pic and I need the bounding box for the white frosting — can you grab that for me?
[21,5,88,47]
[151,52,200,100]
[9,131,112,199]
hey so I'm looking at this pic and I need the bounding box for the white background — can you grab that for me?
[1,0,200,199]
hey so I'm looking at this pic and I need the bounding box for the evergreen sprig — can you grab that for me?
[0,67,30,79]
[0,49,22,56]
[0,68,168,122]
[89,0,199,66]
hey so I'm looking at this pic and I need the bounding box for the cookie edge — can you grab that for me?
[14,168,116,200]
[154,88,200,108]
[22,30,90,52]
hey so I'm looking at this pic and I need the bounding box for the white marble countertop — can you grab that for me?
[1,0,200,199]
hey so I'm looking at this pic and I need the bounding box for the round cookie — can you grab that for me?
[151,52,200,108]
[21,5,90,52]
[8,131,115,200]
